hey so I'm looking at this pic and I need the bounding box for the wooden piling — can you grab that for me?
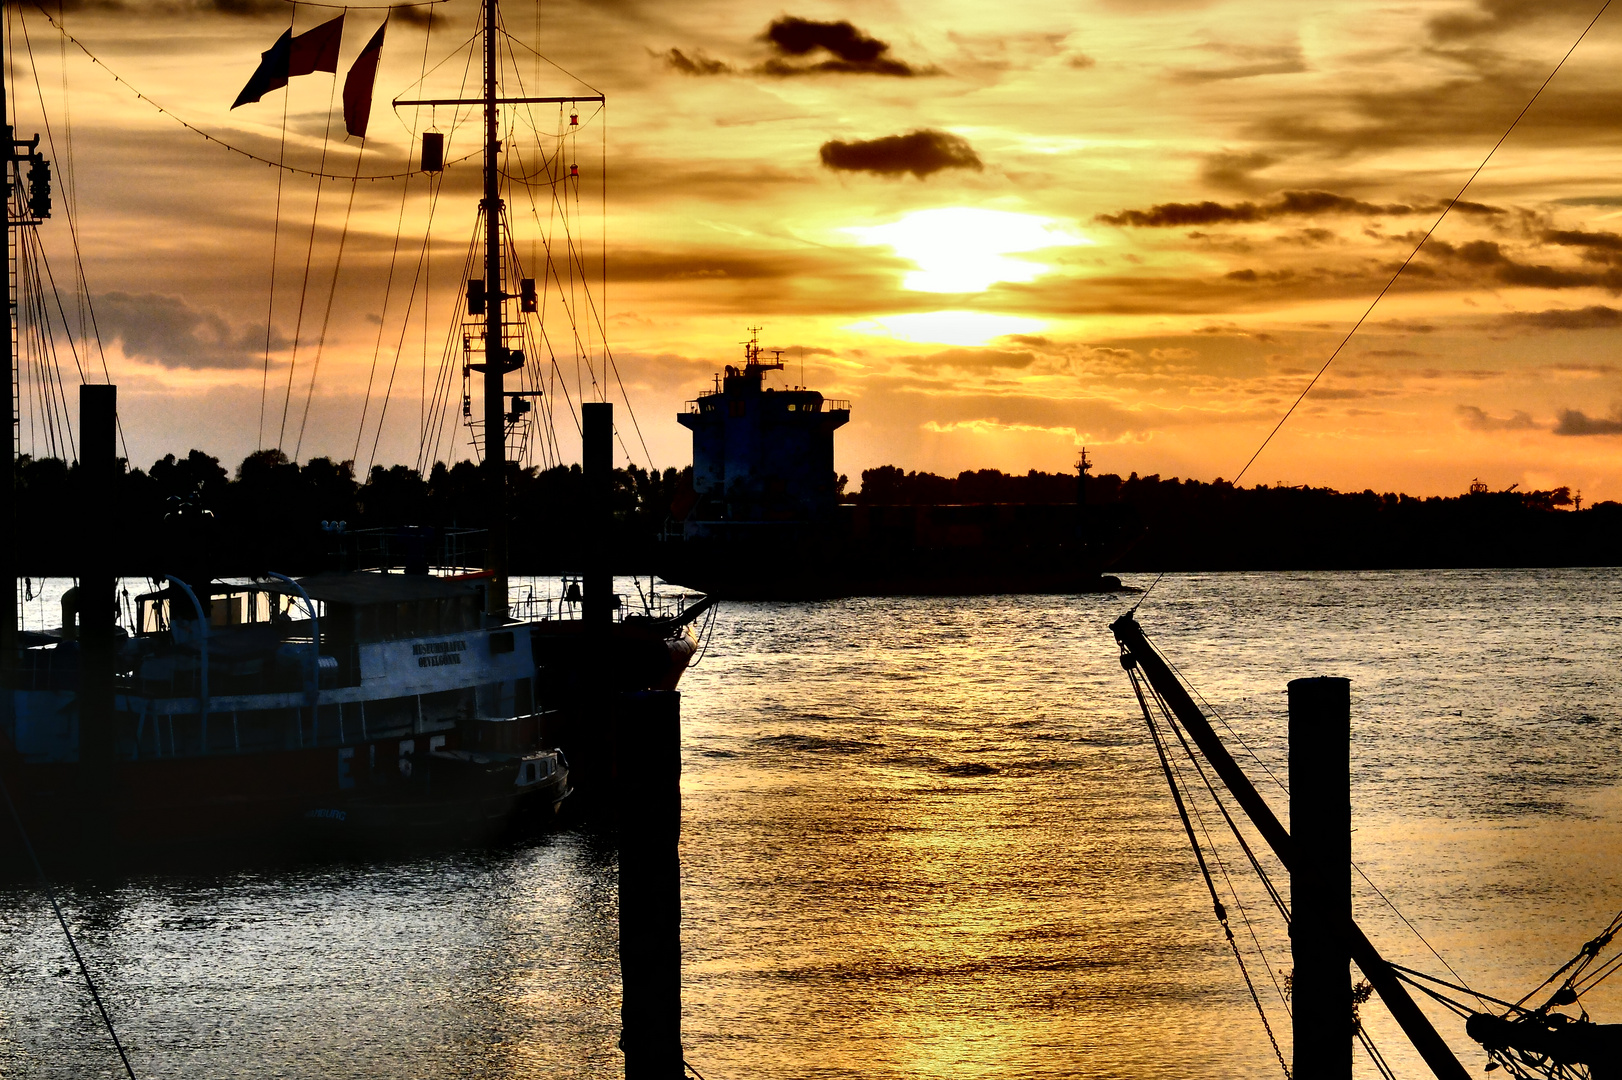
[582,401,613,629]
[1289,675,1352,1080]
[614,689,683,1078]
[77,384,117,772]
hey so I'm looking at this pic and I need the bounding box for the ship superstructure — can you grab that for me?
[677,330,850,540]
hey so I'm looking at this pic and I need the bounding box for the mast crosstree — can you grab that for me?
[394,0,601,620]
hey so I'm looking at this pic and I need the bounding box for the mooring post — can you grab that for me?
[77,385,117,787]
[582,402,614,630]
[1289,675,1352,1080]
[615,689,683,1078]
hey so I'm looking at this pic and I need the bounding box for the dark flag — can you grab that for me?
[231,15,345,109]
[231,29,292,109]
[342,21,387,138]
[289,14,345,77]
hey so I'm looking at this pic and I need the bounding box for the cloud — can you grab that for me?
[1172,41,1307,83]
[758,17,925,77]
[1497,305,1622,330]
[902,348,1037,371]
[97,291,284,369]
[819,130,982,179]
[1541,229,1622,263]
[1424,239,1622,292]
[1098,189,1505,227]
[1198,150,1277,192]
[1457,404,1538,431]
[387,5,441,29]
[1554,408,1622,435]
[1427,0,1597,42]
[662,48,733,75]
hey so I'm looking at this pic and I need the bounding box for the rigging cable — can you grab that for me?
[1148,627,1492,1008]
[1127,0,1614,618]
[1128,665,1292,1079]
[27,4,476,181]
[277,46,346,453]
[17,6,127,458]
[258,2,296,452]
[0,775,138,1079]
[294,131,369,462]
[1140,668,1295,1018]
[355,9,437,468]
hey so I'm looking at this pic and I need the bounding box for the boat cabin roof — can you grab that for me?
[287,572,481,606]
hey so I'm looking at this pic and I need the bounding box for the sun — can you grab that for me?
[846,207,1088,293]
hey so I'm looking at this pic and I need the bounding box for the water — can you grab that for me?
[3,569,1621,1079]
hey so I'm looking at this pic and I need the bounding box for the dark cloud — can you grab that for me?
[1542,229,1622,264]
[1498,305,1622,330]
[1554,408,1622,435]
[1198,150,1277,192]
[1424,239,1622,291]
[662,47,733,75]
[819,130,982,179]
[1067,54,1097,69]
[759,17,924,76]
[1457,404,1538,431]
[1428,0,1597,42]
[97,291,285,369]
[1098,189,1506,227]
[387,5,441,29]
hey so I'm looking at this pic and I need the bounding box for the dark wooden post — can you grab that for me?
[582,402,613,629]
[615,689,683,1078]
[1290,675,1352,1080]
[77,385,117,772]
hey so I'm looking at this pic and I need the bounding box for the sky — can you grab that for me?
[10,0,1622,498]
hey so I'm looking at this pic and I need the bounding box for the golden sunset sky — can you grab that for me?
[11,0,1622,497]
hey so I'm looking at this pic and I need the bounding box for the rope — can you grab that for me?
[1129,667,1291,1078]
[258,3,295,452]
[18,6,127,459]
[1119,1,1615,628]
[1357,1026,1399,1080]
[357,11,440,467]
[277,62,345,453]
[1227,0,1614,489]
[0,774,138,1079]
[294,135,369,461]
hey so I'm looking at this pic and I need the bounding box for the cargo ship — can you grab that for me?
[658,332,1130,599]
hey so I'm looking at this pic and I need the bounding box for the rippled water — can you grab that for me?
[3,569,1621,1079]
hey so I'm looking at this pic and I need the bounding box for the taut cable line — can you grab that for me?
[1129,0,1612,616]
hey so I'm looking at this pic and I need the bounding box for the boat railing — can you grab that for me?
[509,583,693,625]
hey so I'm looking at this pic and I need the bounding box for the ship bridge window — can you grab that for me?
[729,401,746,418]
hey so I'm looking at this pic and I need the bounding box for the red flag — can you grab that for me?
[343,21,387,139]
[289,14,344,77]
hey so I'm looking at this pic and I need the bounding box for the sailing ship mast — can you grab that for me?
[397,0,601,620]
[0,29,55,668]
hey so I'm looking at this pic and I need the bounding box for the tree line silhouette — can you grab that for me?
[14,451,1618,576]
[17,449,691,575]
[856,465,1622,570]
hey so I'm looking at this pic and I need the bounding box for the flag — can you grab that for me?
[342,21,387,139]
[231,29,291,109]
[231,15,345,110]
[289,14,344,77]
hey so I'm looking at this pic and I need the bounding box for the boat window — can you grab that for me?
[489,630,515,654]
